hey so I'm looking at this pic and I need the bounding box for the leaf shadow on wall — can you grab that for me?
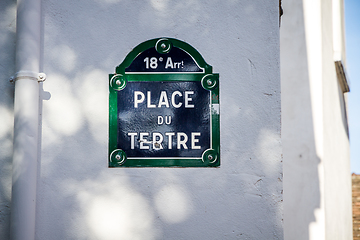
[37,0,285,239]
[0,1,16,239]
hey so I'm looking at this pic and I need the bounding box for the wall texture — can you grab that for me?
[36,0,282,239]
[0,0,16,239]
[0,0,282,239]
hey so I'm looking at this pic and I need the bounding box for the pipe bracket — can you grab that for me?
[10,71,47,83]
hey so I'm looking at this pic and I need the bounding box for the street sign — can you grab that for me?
[109,38,219,167]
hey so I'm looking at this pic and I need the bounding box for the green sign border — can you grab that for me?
[109,38,220,167]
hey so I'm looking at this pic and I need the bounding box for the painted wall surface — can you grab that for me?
[322,0,352,238]
[0,1,15,239]
[36,0,282,239]
[281,0,352,239]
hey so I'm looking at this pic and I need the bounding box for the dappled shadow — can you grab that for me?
[36,0,283,239]
[0,0,16,239]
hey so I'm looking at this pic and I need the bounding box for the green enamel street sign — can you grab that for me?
[109,38,219,167]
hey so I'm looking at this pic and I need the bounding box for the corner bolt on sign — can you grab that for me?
[109,38,219,167]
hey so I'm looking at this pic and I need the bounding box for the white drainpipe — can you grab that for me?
[10,0,44,239]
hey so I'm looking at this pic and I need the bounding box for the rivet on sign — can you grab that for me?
[208,154,214,161]
[161,43,166,49]
[115,154,121,160]
[207,79,213,86]
[115,80,121,86]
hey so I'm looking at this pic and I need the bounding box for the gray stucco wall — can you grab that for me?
[0,1,16,239]
[39,1,282,239]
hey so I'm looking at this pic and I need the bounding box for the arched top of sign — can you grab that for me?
[115,38,212,74]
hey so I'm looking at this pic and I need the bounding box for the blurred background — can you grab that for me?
[345,0,360,174]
